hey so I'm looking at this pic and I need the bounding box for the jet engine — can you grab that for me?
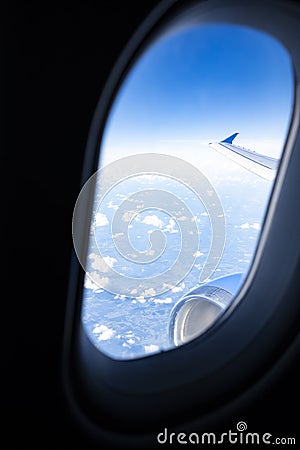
[169,273,244,346]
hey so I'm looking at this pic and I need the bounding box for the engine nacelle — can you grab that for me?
[169,273,244,346]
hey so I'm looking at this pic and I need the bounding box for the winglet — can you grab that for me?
[221,132,239,144]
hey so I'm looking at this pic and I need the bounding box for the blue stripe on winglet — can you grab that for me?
[221,132,239,144]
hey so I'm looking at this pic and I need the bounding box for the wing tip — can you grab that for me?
[221,132,239,144]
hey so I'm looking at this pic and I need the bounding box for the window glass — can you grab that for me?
[74,24,294,359]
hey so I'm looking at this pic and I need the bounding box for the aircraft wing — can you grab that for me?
[209,133,279,181]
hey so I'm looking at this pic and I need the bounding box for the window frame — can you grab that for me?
[63,0,300,436]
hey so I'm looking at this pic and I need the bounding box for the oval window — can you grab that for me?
[73,23,294,360]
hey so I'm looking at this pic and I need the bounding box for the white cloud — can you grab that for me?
[143,287,156,297]
[237,222,261,230]
[112,232,124,239]
[136,296,146,304]
[94,212,109,227]
[163,218,178,233]
[141,214,164,228]
[153,297,172,304]
[93,324,115,341]
[122,211,134,222]
[162,282,172,291]
[113,294,126,300]
[200,212,209,217]
[106,200,118,210]
[171,282,185,293]
[88,271,109,287]
[193,250,204,258]
[84,275,99,291]
[103,256,117,268]
[144,344,159,353]
[240,222,250,229]
[88,253,110,272]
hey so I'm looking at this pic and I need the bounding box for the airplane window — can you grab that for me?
[73,23,293,360]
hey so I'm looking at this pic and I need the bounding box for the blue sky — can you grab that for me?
[100,23,294,166]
